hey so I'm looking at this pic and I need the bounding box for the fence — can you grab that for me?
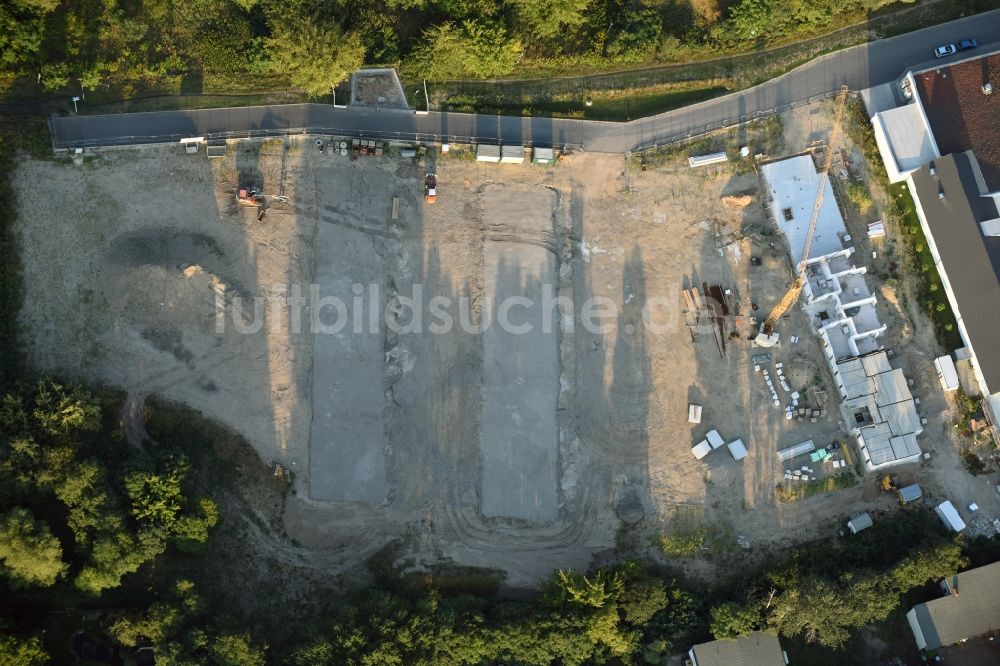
[631,91,845,154]
[49,90,847,155]
[48,120,566,152]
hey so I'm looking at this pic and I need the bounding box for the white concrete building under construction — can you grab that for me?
[760,155,923,471]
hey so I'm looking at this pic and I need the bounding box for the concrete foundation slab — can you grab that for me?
[479,186,559,522]
[309,218,387,503]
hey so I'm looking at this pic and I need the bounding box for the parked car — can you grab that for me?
[935,44,957,58]
[958,38,978,51]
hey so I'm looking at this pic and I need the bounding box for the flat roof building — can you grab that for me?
[910,152,1000,421]
[870,50,1000,426]
[912,52,1000,193]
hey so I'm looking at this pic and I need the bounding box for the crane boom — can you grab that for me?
[759,85,850,341]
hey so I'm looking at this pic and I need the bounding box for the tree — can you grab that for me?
[610,562,669,626]
[124,457,187,527]
[0,508,66,588]
[769,575,895,647]
[109,580,269,664]
[0,631,48,666]
[75,528,163,594]
[405,20,521,80]
[171,497,219,553]
[207,633,267,666]
[720,0,775,43]
[0,3,46,69]
[544,569,621,608]
[890,539,967,592]
[31,379,100,437]
[265,15,364,96]
[709,601,760,639]
[109,579,200,647]
[605,8,662,62]
[511,0,590,40]
[55,459,112,543]
[123,454,218,551]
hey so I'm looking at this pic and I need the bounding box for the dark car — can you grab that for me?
[958,38,978,51]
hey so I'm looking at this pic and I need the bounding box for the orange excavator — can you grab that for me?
[237,186,262,207]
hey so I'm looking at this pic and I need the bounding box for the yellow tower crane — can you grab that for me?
[755,85,850,347]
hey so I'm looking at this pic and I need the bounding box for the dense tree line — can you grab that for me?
[0,380,218,595]
[136,528,962,665]
[0,0,912,96]
[0,379,993,663]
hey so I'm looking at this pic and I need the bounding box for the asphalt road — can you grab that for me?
[48,9,1000,153]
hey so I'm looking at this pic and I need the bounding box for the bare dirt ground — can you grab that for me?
[349,69,410,110]
[14,101,1000,591]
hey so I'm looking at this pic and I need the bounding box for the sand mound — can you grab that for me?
[722,195,753,208]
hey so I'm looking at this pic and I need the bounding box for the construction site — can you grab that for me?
[12,95,1000,589]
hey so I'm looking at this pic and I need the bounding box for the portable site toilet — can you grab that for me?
[847,512,874,534]
[532,147,556,164]
[898,483,922,504]
[935,501,966,532]
[692,440,713,460]
[476,144,501,162]
[500,145,525,164]
[706,429,725,450]
[727,439,748,461]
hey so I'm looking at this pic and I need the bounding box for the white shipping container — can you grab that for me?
[933,355,959,392]
[935,500,966,532]
[777,440,816,461]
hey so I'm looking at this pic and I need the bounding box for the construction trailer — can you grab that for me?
[476,144,501,162]
[180,136,203,154]
[207,142,227,158]
[532,147,556,164]
[727,439,748,461]
[847,512,874,534]
[706,429,725,450]
[500,145,525,164]
[898,483,922,504]
[934,355,960,391]
[935,500,967,532]
[688,403,703,424]
[692,440,713,460]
